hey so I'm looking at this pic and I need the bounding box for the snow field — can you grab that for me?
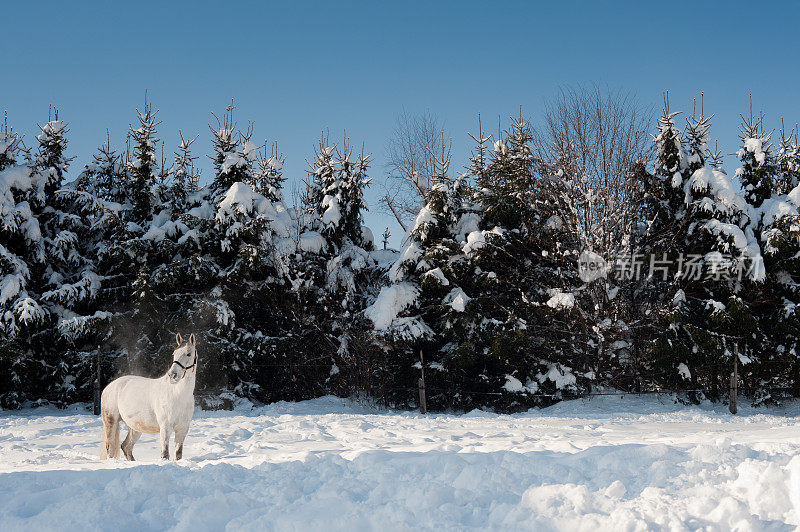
[0,395,799,531]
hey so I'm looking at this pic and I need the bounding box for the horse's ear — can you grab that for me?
[189,333,196,346]
[176,333,183,346]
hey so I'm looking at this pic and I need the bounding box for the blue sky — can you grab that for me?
[2,1,799,245]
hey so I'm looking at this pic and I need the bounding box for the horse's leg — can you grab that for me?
[174,424,190,460]
[159,425,170,460]
[101,411,118,460]
[100,414,110,460]
[121,428,142,461]
[113,419,120,459]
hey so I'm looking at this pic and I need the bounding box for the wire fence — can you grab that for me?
[92,346,800,414]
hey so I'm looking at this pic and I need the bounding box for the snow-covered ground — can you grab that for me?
[1,395,799,531]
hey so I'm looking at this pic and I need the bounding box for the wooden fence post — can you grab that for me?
[729,344,738,415]
[94,346,101,415]
[418,349,427,414]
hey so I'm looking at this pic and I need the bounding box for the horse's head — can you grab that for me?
[167,333,197,384]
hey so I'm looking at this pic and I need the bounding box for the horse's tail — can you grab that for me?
[100,383,120,460]
[100,425,106,460]
[101,413,119,459]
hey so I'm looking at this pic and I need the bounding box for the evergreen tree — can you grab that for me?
[0,111,24,172]
[472,115,585,407]
[165,106,301,403]
[757,201,800,400]
[33,110,72,202]
[93,100,172,383]
[647,104,764,400]
[305,136,337,233]
[684,105,712,177]
[775,122,800,195]
[0,114,37,406]
[0,110,105,405]
[467,114,490,187]
[127,96,160,222]
[77,133,125,203]
[644,95,686,235]
[209,103,256,199]
[339,147,372,249]
[28,112,77,402]
[736,103,775,209]
[640,98,695,391]
[316,141,372,251]
[168,131,200,209]
[367,174,480,409]
[254,141,285,202]
[750,122,800,401]
[477,113,536,229]
[707,140,725,170]
[321,144,375,393]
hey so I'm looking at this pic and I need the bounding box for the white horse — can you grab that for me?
[100,333,197,461]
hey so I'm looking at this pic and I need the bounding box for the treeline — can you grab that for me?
[2,88,800,411]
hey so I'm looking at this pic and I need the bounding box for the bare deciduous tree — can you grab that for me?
[381,109,452,231]
[535,85,652,385]
[537,85,651,261]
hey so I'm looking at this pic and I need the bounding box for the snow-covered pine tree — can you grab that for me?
[644,95,686,240]
[93,99,173,383]
[45,166,108,405]
[650,104,764,400]
[33,109,72,202]
[639,98,694,391]
[757,191,800,400]
[748,120,800,401]
[70,135,126,386]
[318,143,377,395]
[0,113,38,407]
[304,135,337,235]
[366,171,479,409]
[174,104,303,403]
[127,96,161,222]
[77,133,125,203]
[775,121,800,195]
[208,103,256,200]
[732,107,777,400]
[0,111,25,172]
[684,101,712,178]
[317,143,348,250]
[316,141,373,252]
[736,102,775,209]
[26,111,77,403]
[339,146,373,250]
[270,136,347,397]
[0,109,105,405]
[168,131,200,209]
[476,113,535,229]
[466,114,584,409]
[467,114,490,187]
[731,104,774,363]
[0,113,24,172]
[254,141,285,202]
